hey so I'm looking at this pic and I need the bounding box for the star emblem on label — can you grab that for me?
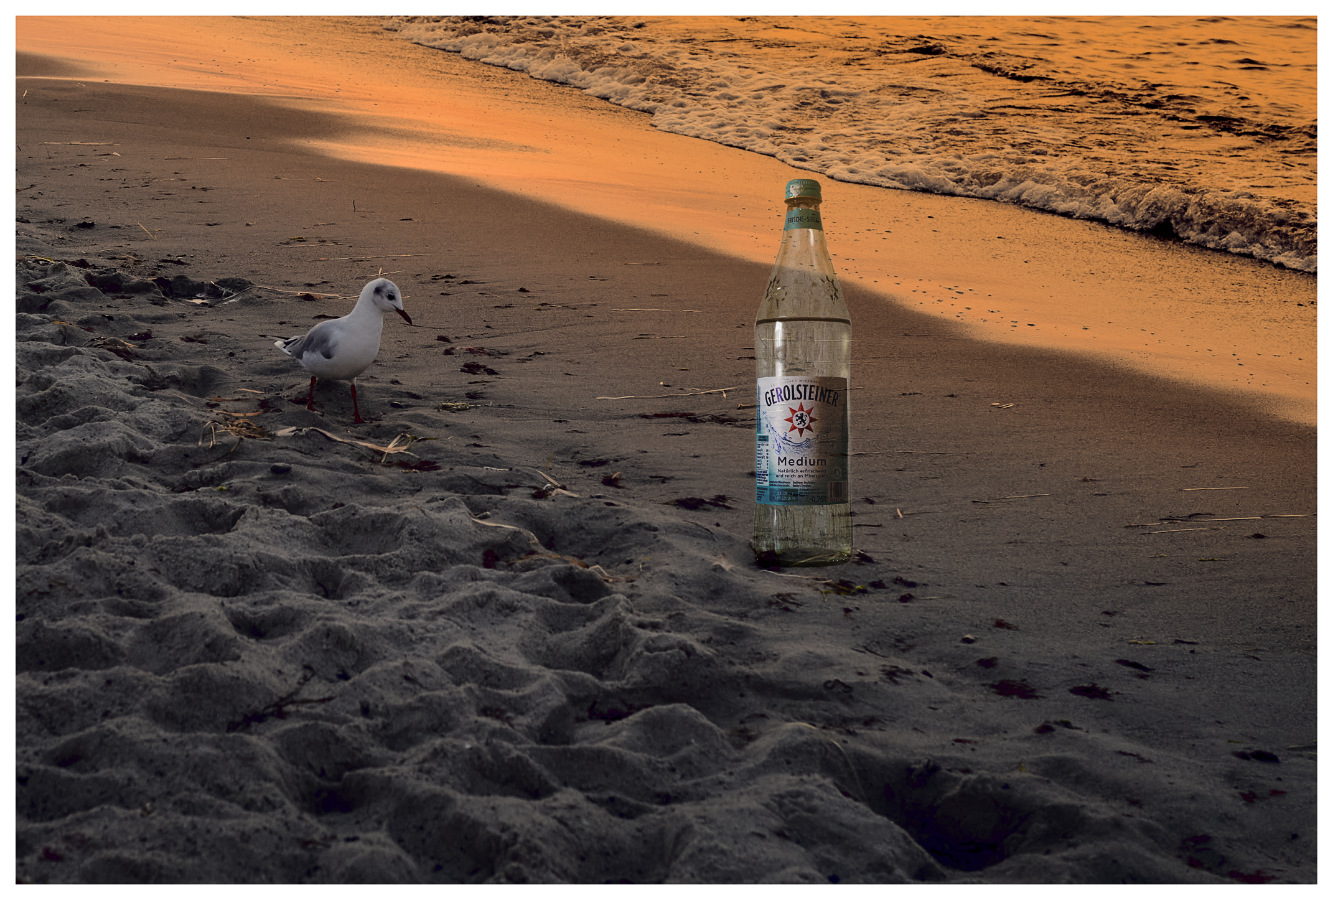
[783,402,817,438]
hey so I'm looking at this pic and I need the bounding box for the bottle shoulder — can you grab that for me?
[759,203,847,321]
[758,266,848,321]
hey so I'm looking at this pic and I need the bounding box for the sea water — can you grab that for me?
[389,15,1316,273]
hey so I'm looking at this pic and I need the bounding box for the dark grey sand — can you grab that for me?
[13,49,1316,883]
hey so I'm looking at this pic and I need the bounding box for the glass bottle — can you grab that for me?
[753,178,853,566]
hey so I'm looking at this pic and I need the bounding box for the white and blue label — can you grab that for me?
[755,375,849,506]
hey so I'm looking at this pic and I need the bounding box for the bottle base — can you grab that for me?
[754,546,853,568]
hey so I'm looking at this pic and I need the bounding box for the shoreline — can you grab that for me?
[14,15,1317,426]
[13,16,1317,884]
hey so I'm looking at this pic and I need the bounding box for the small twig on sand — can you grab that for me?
[378,433,420,464]
[1125,513,1310,528]
[468,517,611,579]
[853,449,952,456]
[199,418,269,450]
[272,426,421,462]
[972,493,1050,503]
[318,254,420,262]
[258,286,345,299]
[226,667,333,733]
[597,386,740,401]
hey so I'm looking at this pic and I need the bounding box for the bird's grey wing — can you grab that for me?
[286,321,339,360]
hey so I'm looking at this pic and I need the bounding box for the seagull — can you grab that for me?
[274,278,412,424]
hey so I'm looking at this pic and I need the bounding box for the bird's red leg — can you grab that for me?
[306,376,318,410]
[350,383,365,425]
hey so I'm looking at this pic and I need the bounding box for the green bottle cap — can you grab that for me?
[785,179,822,201]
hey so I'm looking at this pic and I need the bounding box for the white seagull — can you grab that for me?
[274,278,412,424]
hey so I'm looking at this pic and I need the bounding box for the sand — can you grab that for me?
[12,17,1317,884]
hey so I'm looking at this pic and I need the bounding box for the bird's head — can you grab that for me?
[364,278,412,324]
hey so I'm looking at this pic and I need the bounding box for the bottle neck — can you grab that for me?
[783,198,823,232]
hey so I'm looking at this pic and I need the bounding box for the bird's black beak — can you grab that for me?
[397,308,413,325]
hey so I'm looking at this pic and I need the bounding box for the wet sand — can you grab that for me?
[13,16,1317,883]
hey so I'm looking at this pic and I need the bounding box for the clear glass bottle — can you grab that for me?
[753,178,853,566]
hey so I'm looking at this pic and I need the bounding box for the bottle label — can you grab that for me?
[784,209,823,231]
[755,375,849,506]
